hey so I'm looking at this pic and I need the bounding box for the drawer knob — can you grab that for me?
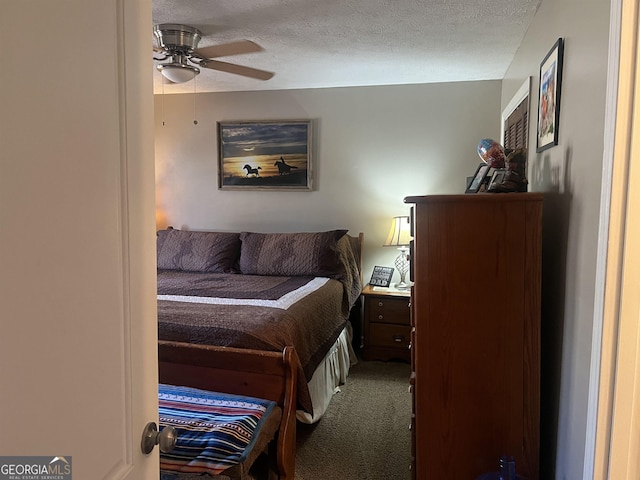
[378,301,384,307]
[393,335,404,342]
[378,314,384,320]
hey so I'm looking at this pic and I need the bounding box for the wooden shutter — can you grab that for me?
[503,98,529,150]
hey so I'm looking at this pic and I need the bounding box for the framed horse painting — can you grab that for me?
[217,120,313,190]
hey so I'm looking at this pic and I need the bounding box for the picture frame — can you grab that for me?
[217,120,312,190]
[465,163,491,194]
[488,168,507,191]
[369,266,394,288]
[536,38,564,152]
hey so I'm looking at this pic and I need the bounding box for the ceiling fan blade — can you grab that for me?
[195,40,264,59]
[201,60,274,81]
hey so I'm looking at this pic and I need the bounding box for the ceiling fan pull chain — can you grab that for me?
[193,75,198,125]
[161,76,166,127]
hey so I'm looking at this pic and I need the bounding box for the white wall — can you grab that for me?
[501,0,611,478]
[155,81,501,281]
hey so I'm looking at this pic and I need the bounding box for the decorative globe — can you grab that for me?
[477,139,506,169]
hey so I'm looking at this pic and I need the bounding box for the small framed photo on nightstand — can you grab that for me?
[369,266,394,287]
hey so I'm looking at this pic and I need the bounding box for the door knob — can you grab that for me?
[141,422,177,454]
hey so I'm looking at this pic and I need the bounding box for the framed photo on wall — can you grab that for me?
[537,38,564,152]
[217,120,313,190]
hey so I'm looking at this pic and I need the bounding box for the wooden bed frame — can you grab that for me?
[158,341,298,480]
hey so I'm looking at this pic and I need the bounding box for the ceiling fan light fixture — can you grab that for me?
[156,63,200,83]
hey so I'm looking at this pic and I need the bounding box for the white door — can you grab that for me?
[0,1,158,479]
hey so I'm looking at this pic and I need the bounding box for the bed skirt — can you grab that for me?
[296,323,357,424]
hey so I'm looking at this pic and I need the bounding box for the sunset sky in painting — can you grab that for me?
[220,122,308,159]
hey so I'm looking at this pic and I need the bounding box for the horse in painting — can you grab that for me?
[243,164,262,177]
[274,157,298,175]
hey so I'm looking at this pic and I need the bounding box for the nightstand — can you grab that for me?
[362,284,411,362]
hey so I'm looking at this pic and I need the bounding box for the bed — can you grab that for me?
[156,228,363,423]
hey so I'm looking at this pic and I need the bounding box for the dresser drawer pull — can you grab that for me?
[378,314,384,320]
[393,335,405,342]
[378,301,384,307]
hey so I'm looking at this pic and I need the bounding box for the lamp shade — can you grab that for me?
[157,63,199,83]
[383,216,411,247]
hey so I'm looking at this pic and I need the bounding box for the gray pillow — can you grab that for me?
[157,229,240,273]
[239,230,348,276]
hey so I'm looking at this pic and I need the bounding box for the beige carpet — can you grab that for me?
[295,360,412,480]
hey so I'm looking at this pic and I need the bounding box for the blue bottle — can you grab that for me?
[475,455,520,480]
[499,456,518,480]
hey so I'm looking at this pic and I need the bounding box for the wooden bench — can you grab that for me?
[158,341,297,480]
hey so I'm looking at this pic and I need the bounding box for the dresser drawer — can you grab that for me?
[369,323,411,349]
[366,296,410,325]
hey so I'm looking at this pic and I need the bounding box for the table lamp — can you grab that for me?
[383,215,412,289]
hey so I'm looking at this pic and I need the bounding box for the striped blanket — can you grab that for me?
[159,384,276,476]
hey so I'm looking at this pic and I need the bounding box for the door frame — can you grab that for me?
[587,0,640,478]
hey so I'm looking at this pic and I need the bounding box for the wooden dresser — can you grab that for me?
[404,193,541,480]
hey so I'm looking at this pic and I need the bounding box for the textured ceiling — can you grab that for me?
[152,0,541,94]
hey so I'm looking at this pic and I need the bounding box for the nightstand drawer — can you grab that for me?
[366,296,410,325]
[369,323,411,349]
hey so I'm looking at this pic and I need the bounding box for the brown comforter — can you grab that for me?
[157,272,358,413]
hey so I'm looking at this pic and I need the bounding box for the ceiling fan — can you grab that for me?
[153,23,274,84]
